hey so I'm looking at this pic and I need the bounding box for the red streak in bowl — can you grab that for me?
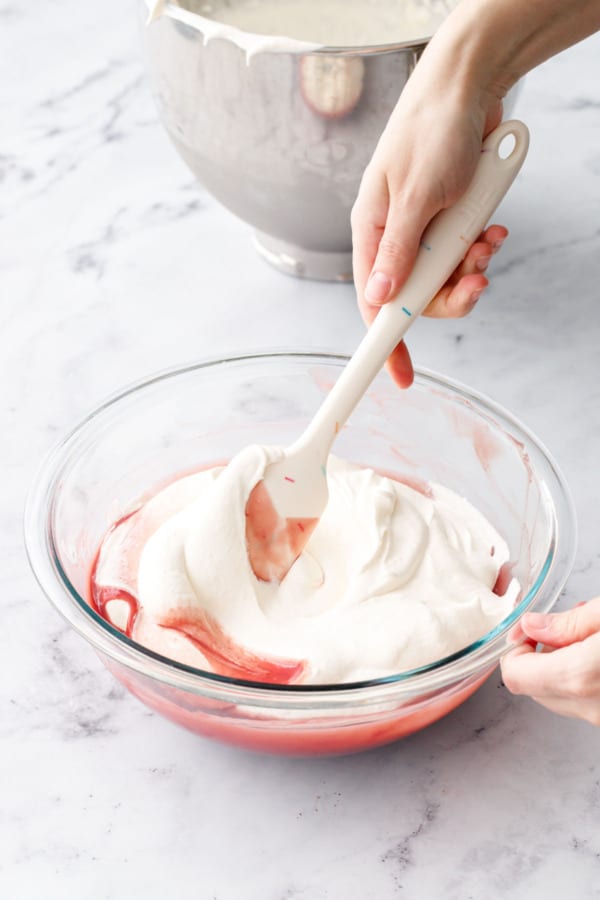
[245,479,318,583]
[160,609,305,685]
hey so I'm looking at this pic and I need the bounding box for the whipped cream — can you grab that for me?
[92,446,518,684]
[145,0,456,56]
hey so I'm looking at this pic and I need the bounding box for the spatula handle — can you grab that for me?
[375,119,529,338]
[296,119,530,458]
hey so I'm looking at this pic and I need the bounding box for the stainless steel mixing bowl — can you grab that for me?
[140,2,519,280]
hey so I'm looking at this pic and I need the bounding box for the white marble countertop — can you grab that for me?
[3,2,600,897]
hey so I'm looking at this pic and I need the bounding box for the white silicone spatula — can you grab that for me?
[246,119,529,581]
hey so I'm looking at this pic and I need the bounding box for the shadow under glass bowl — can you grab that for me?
[140,1,522,281]
[25,352,576,756]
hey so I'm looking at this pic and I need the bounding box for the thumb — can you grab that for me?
[364,196,440,307]
[520,598,600,648]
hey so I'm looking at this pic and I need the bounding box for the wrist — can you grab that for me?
[412,2,522,107]
[416,0,600,107]
[399,19,504,142]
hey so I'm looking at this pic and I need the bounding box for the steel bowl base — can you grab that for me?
[253,231,354,282]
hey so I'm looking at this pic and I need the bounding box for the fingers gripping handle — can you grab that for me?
[377,119,530,348]
[295,121,529,459]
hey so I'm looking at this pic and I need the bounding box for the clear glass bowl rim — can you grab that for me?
[24,351,577,710]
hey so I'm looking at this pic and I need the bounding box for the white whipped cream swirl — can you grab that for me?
[94,446,518,684]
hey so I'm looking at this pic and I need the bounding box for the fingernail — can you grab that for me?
[476,255,491,272]
[492,238,505,252]
[365,271,392,305]
[470,288,483,305]
[524,612,552,631]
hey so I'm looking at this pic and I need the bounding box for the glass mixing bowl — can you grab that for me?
[25,352,576,755]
